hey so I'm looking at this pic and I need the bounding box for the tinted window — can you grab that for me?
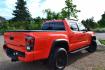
[69,22,78,31]
[42,22,65,30]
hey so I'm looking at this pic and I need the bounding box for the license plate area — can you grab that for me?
[4,46,25,59]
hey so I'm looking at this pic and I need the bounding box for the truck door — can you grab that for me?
[77,23,89,46]
[68,21,85,51]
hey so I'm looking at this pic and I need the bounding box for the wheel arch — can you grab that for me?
[48,39,69,58]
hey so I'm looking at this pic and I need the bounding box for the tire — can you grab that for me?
[49,48,68,70]
[86,40,97,53]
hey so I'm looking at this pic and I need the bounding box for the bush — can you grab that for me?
[92,28,105,33]
[0,20,43,34]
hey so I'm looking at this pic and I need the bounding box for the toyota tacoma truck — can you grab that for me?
[3,19,97,70]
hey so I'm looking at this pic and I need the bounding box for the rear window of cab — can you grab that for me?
[42,22,65,30]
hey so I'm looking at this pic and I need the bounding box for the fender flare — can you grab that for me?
[92,36,96,41]
[48,39,69,58]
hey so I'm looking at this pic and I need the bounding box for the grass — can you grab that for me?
[99,40,105,45]
[92,27,105,33]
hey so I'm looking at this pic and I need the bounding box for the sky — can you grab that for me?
[0,0,105,21]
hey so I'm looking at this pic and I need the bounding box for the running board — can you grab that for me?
[70,46,89,53]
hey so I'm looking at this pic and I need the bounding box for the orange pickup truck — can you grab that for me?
[3,19,97,70]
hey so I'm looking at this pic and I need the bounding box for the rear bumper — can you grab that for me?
[3,45,34,62]
[18,52,34,62]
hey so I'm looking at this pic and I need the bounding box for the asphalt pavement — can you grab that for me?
[95,33,105,40]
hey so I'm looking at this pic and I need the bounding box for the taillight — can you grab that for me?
[25,36,35,52]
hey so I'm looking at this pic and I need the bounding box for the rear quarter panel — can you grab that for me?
[33,31,69,60]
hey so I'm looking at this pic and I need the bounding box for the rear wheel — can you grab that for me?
[86,40,97,53]
[49,48,68,70]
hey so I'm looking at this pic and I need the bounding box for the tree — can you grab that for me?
[98,12,105,27]
[44,9,61,20]
[0,16,6,21]
[64,0,80,19]
[44,0,80,19]
[0,16,6,26]
[60,8,68,19]
[44,9,53,20]
[81,17,97,29]
[12,0,31,21]
[52,12,60,19]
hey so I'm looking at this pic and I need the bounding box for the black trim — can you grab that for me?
[48,40,69,58]
[70,46,89,53]
[92,36,96,40]
[3,45,25,58]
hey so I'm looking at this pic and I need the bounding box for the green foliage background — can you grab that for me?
[0,0,105,33]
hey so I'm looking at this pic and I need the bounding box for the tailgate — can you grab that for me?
[4,32,33,51]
